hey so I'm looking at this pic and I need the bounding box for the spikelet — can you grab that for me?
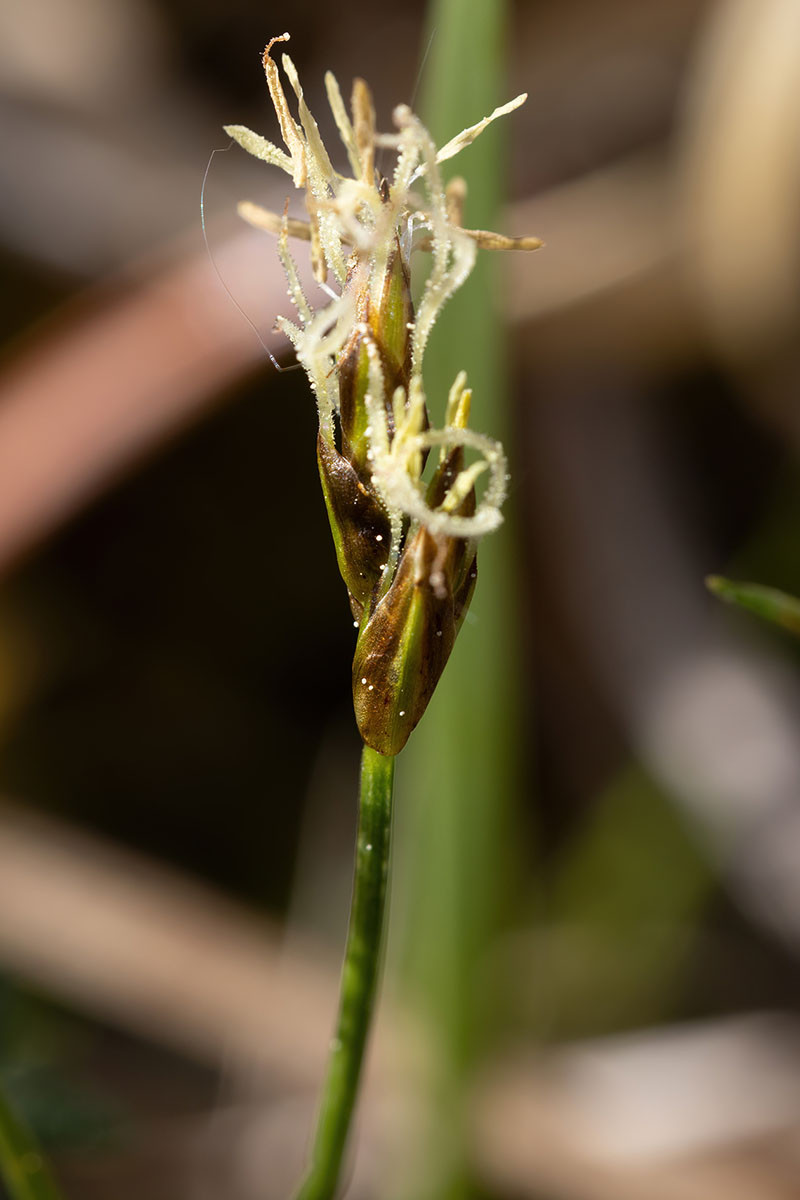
[227,35,541,752]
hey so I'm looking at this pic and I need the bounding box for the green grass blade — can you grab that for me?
[395,0,522,1194]
[0,1089,63,1200]
[706,575,800,636]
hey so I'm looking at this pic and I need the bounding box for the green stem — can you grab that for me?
[0,1089,63,1200]
[294,743,395,1200]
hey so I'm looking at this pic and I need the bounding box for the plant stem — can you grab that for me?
[294,743,395,1200]
[0,1089,63,1200]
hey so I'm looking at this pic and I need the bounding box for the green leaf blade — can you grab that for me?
[706,575,800,637]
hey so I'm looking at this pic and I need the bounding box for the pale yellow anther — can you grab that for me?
[276,209,313,325]
[435,93,528,165]
[392,386,406,434]
[325,71,362,179]
[416,229,543,253]
[441,376,472,464]
[464,229,543,252]
[401,378,428,480]
[282,53,336,184]
[305,194,326,282]
[223,125,293,174]
[407,388,427,436]
[238,201,312,241]
[442,461,488,513]
[445,176,466,228]
[262,34,307,187]
[445,371,471,428]
[352,78,376,186]
[454,389,471,429]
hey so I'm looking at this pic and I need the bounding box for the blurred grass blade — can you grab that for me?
[706,575,800,636]
[544,765,712,1037]
[394,0,520,1195]
[0,1090,63,1200]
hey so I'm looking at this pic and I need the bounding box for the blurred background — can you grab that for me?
[1,0,800,1196]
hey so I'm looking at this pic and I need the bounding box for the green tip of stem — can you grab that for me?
[704,574,728,598]
[705,574,800,637]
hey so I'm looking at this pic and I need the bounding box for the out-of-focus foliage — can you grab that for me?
[707,576,800,637]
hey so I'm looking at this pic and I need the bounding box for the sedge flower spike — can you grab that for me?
[226,34,541,755]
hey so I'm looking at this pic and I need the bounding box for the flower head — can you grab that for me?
[226,35,540,753]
